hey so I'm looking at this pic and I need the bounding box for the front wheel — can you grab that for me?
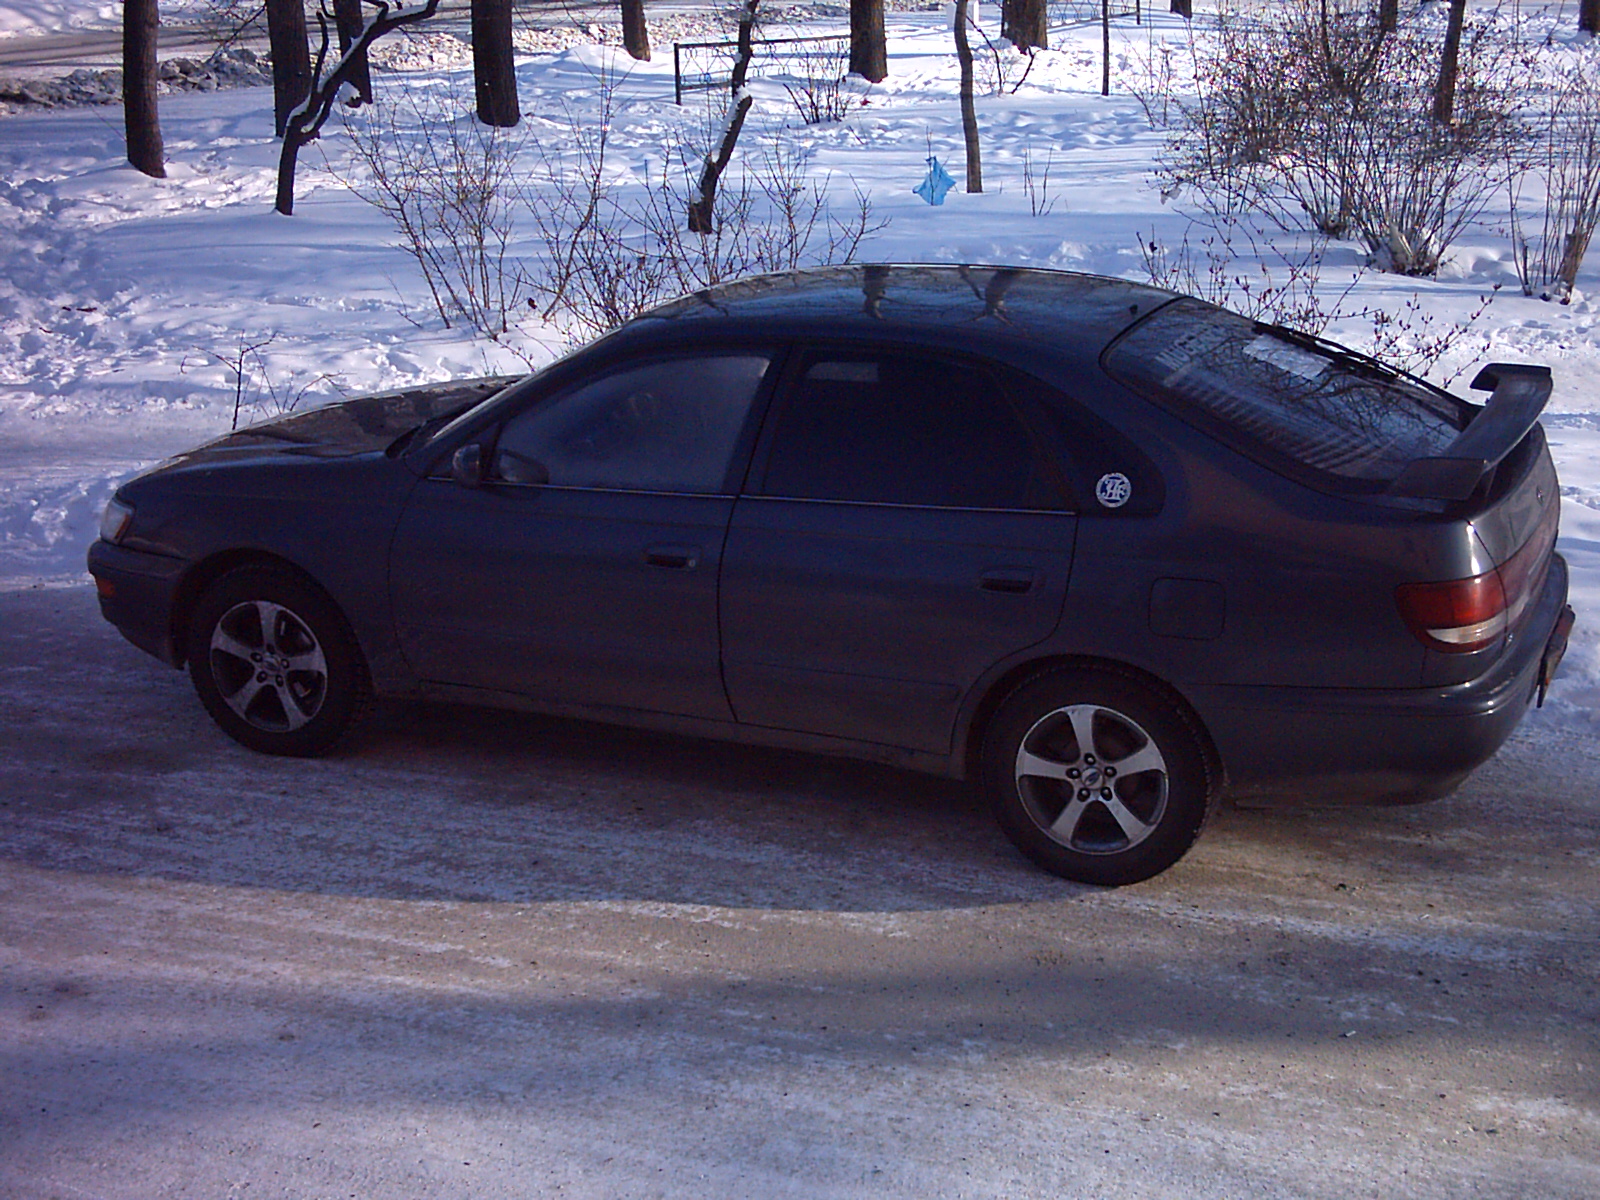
[187,566,368,757]
[981,670,1215,886]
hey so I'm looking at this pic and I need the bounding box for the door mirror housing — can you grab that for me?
[450,443,484,488]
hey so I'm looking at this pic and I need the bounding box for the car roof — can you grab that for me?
[624,264,1177,358]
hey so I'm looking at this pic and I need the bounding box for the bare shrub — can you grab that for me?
[517,65,884,340]
[344,88,531,349]
[970,26,1037,97]
[525,130,881,341]
[642,141,880,292]
[1140,218,1496,383]
[1139,219,1361,333]
[518,76,687,337]
[1329,13,1526,275]
[183,332,347,429]
[774,40,855,124]
[1126,33,1178,131]
[344,59,885,348]
[1510,56,1600,302]
[1158,0,1527,276]
[1021,144,1057,217]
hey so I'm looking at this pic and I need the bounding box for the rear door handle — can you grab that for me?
[645,545,700,570]
[980,569,1038,594]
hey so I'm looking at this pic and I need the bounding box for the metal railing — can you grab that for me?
[1049,0,1142,26]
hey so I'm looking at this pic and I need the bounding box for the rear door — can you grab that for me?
[718,346,1077,753]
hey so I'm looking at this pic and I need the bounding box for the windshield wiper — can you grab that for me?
[1251,321,1407,386]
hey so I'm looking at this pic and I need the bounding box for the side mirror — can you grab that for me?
[450,443,483,488]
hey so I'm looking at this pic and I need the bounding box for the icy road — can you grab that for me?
[1,583,1597,1199]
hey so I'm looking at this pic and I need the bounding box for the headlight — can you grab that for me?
[100,496,135,544]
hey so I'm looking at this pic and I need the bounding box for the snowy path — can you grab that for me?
[2,585,1598,1198]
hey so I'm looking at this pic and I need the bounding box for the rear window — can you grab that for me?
[1104,299,1471,491]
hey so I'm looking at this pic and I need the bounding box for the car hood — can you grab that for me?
[167,376,519,466]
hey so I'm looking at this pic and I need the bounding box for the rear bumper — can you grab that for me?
[86,540,188,667]
[1194,552,1571,806]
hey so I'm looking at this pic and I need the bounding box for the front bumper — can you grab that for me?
[86,539,189,666]
[1194,552,1572,806]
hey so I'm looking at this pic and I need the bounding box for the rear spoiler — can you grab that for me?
[1389,363,1552,501]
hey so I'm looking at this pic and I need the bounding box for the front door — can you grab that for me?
[390,352,774,720]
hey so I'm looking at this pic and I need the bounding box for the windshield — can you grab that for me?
[415,372,541,453]
[1104,299,1471,490]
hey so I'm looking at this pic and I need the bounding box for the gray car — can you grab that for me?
[88,265,1575,885]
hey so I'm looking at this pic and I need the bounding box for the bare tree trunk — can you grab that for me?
[278,0,441,215]
[1432,0,1466,123]
[954,0,981,193]
[1376,0,1398,34]
[266,0,312,138]
[1101,0,1111,97]
[1170,0,1192,16]
[849,0,887,81]
[1001,0,1047,52]
[1582,0,1600,34]
[472,0,520,127]
[123,0,165,178]
[333,0,374,104]
[621,0,651,61]
[688,0,759,233]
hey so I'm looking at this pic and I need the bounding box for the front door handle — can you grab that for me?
[645,545,700,570]
[980,569,1038,594]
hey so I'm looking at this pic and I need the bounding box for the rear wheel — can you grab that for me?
[982,669,1215,886]
[187,566,368,756]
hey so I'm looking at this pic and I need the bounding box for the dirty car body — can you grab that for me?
[88,266,1575,885]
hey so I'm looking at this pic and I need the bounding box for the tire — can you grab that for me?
[981,669,1215,886]
[187,565,369,757]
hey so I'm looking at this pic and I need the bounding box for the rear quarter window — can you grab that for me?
[1103,299,1471,493]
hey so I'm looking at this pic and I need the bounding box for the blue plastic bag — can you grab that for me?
[914,156,956,206]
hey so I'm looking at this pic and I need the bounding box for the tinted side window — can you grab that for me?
[1003,369,1165,517]
[758,352,1060,510]
[493,355,771,493]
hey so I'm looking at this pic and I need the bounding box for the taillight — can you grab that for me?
[1395,502,1558,654]
[1395,571,1508,652]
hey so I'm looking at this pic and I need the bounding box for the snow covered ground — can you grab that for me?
[0,0,117,38]
[0,0,219,38]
